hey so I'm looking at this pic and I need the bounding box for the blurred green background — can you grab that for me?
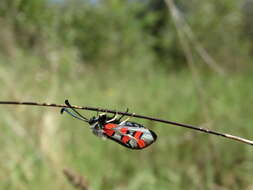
[1,0,253,189]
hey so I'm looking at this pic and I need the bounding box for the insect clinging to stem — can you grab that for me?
[61,100,157,149]
[0,100,253,148]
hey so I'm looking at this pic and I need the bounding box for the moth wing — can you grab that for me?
[103,122,156,149]
[115,124,156,149]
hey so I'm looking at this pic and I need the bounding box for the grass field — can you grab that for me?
[1,53,253,190]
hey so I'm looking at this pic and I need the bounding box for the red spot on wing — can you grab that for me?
[137,139,146,148]
[104,129,114,136]
[104,123,117,136]
[122,136,130,144]
[120,128,128,134]
[105,123,117,129]
[134,131,143,139]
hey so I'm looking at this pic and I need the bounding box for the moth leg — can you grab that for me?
[118,108,129,121]
[102,109,108,115]
[99,109,116,121]
[119,112,135,125]
[109,110,118,120]
[106,112,119,123]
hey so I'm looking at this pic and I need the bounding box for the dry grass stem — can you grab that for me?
[63,168,90,190]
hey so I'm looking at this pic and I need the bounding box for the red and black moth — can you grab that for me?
[0,100,253,148]
[61,100,157,149]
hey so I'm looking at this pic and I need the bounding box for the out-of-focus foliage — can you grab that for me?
[0,0,252,70]
[1,0,253,190]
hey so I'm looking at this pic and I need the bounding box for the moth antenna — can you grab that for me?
[65,99,88,121]
[61,108,88,123]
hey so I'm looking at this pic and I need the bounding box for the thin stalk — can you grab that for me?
[0,100,252,146]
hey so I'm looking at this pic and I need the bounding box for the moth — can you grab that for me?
[61,100,157,149]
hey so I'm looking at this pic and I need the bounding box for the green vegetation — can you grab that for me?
[0,0,253,189]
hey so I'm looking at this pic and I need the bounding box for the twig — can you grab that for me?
[0,100,253,146]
